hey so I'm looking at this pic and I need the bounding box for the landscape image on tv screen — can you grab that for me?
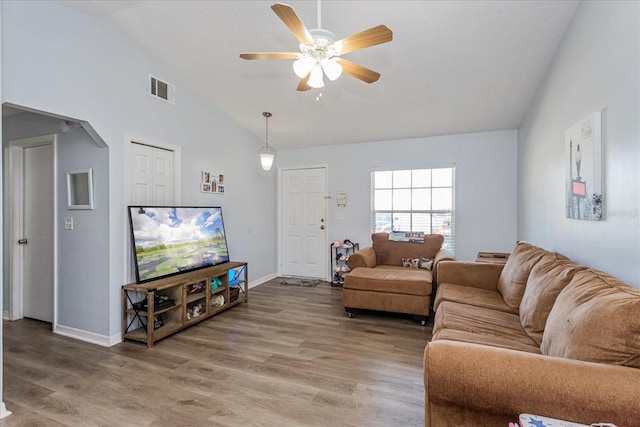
[128,206,230,283]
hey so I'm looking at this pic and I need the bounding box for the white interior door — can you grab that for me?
[129,142,174,205]
[281,168,327,278]
[22,144,54,322]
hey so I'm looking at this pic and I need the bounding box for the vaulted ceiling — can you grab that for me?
[54,0,579,149]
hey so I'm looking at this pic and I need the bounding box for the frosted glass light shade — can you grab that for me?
[308,65,325,88]
[321,58,342,81]
[293,57,315,78]
[259,145,276,171]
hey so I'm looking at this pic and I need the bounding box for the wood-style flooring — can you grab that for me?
[2,278,432,426]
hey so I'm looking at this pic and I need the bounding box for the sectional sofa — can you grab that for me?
[424,242,640,426]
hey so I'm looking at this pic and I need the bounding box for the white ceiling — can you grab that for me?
[54,0,579,150]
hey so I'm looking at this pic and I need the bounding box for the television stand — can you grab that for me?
[122,261,247,348]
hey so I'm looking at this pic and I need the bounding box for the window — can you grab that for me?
[371,166,455,254]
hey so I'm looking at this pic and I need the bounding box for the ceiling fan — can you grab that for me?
[240,1,393,91]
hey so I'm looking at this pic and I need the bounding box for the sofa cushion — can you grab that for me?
[432,328,540,354]
[344,266,432,296]
[372,232,443,266]
[433,301,530,344]
[519,253,585,345]
[434,283,514,314]
[496,242,547,313]
[541,269,640,368]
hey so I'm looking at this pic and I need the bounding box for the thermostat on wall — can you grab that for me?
[337,191,347,207]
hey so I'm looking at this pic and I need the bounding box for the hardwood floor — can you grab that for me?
[2,279,432,426]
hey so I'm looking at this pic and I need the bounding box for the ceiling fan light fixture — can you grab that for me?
[293,57,315,78]
[321,58,342,81]
[308,65,325,88]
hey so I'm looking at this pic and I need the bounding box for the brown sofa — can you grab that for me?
[424,242,640,426]
[343,232,455,324]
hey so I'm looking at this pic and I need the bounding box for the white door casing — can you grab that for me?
[8,135,57,323]
[281,167,328,278]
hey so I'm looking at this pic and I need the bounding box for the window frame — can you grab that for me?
[370,164,455,254]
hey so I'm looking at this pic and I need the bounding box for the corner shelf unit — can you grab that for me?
[122,261,248,348]
[330,242,359,286]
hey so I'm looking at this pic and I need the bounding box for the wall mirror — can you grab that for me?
[66,168,94,210]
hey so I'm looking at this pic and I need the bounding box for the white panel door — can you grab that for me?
[23,144,54,322]
[129,142,174,205]
[281,168,327,278]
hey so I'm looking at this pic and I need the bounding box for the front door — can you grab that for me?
[281,167,327,278]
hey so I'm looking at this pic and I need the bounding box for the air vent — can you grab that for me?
[149,75,175,104]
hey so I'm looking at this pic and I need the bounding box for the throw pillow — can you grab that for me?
[402,258,415,268]
[402,257,433,270]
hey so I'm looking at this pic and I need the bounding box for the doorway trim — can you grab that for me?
[7,134,58,324]
[277,164,329,280]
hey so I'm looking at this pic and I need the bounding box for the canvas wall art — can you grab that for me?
[565,112,602,221]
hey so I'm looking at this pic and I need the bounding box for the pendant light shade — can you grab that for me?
[259,112,276,171]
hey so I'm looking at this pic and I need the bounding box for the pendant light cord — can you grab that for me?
[263,111,272,149]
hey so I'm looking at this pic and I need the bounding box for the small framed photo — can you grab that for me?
[201,183,211,193]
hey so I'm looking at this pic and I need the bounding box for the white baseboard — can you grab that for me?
[2,310,9,320]
[54,324,121,347]
[0,402,12,419]
[249,273,277,289]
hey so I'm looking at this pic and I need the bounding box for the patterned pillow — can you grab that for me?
[402,257,434,270]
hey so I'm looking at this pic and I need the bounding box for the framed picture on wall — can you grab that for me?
[200,170,225,194]
[565,112,602,221]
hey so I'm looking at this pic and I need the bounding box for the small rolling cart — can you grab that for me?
[330,240,359,286]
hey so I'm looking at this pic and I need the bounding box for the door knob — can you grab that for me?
[320,225,325,230]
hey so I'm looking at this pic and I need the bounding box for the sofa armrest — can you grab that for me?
[424,340,639,427]
[432,250,456,285]
[347,246,377,269]
[436,261,503,291]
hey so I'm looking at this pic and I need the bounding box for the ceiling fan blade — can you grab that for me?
[297,74,312,91]
[240,52,300,60]
[335,59,380,83]
[334,25,393,55]
[271,3,314,45]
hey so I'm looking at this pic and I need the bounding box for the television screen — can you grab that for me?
[128,206,230,283]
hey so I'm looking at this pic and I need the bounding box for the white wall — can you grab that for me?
[518,1,639,287]
[277,130,518,262]
[2,1,277,341]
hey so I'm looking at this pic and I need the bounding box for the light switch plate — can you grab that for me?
[64,217,74,230]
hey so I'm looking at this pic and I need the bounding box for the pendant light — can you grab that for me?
[259,112,276,171]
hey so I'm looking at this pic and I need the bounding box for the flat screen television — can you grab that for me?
[128,206,230,283]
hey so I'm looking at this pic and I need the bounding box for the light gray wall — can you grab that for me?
[2,1,277,339]
[277,130,518,262]
[2,113,110,333]
[518,1,639,287]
